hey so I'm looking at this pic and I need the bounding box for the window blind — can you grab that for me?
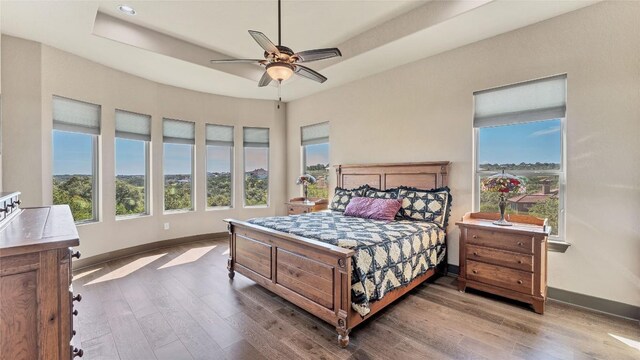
[243,127,269,148]
[301,122,329,146]
[163,118,195,145]
[206,124,234,146]
[473,74,567,128]
[53,96,101,135]
[115,110,151,141]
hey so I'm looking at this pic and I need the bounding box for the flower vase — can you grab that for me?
[493,194,512,226]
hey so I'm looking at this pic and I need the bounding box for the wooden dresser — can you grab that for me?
[0,195,83,359]
[456,212,549,314]
[286,197,328,215]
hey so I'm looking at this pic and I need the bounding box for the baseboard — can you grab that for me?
[73,232,227,270]
[444,264,638,321]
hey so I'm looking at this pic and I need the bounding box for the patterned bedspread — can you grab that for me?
[248,211,446,316]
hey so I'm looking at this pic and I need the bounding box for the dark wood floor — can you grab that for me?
[71,238,639,360]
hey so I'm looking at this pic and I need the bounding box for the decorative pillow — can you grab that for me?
[330,185,369,212]
[364,187,399,199]
[397,186,452,228]
[344,197,403,221]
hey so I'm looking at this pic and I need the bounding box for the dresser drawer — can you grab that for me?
[466,245,533,272]
[467,228,534,254]
[466,260,533,295]
[288,205,309,215]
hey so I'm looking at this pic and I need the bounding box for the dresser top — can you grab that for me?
[456,212,550,235]
[0,205,79,257]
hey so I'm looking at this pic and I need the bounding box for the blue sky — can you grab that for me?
[305,143,329,167]
[478,119,561,165]
[53,131,93,175]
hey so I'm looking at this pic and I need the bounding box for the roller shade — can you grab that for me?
[243,127,269,148]
[53,96,101,135]
[115,110,151,141]
[206,124,234,146]
[301,122,329,146]
[163,118,195,145]
[474,74,567,128]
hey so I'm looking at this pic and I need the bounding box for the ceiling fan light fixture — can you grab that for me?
[266,63,294,82]
[117,5,136,16]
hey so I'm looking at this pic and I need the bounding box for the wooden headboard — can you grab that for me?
[335,162,450,190]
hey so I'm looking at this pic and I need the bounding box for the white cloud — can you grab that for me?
[530,126,561,137]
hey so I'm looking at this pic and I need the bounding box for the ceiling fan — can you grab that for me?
[210,0,342,87]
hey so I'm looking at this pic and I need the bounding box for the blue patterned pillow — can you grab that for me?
[330,185,369,212]
[397,186,452,228]
[364,187,399,199]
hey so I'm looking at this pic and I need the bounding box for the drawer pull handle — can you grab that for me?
[517,280,523,285]
[72,309,78,316]
[517,242,524,246]
[72,330,76,336]
[72,348,84,358]
[473,252,478,256]
[518,260,523,264]
[472,270,478,274]
[472,235,478,239]
[73,294,82,303]
[71,251,81,259]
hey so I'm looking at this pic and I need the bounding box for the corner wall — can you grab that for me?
[285,2,640,306]
[1,35,288,259]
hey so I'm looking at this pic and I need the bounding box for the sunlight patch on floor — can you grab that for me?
[72,267,102,281]
[158,245,216,269]
[609,333,640,352]
[85,253,167,285]
[222,247,230,256]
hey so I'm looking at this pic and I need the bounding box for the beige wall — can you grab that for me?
[286,2,640,306]
[1,35,288,259]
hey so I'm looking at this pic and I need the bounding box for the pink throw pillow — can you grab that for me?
[344,197,402,221]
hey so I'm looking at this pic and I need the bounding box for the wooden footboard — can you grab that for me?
[225,219,355,346]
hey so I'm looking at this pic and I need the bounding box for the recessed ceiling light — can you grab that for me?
[118,5,136,16]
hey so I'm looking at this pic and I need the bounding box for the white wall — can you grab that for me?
[286,2,640,306]
[1,35,288,259]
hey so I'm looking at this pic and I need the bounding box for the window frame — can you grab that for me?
[243,127,270,208]
[114,138,151,219]
[52,129,100,225]
[473,117,566,241]
[206,140,234,210]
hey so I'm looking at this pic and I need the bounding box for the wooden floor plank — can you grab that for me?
[72,238,640,360]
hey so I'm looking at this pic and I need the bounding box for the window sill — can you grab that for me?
[243,205,269,209]
[116,214,151,221]
[207,206,233,211]
[548,240,571,253]
[75,220,99,227]
[163,209,194,215]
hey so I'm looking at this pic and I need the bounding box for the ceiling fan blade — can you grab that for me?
[210,59,266,64]
[248,30,280,54]
[294,65,327,83]
[294,48,342,63]
[258,71,273,87]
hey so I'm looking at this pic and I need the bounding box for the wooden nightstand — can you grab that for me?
[286,197,328,215]
[456,212,550,314]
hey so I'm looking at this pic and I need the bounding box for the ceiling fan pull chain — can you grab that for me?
[277,80,282,109]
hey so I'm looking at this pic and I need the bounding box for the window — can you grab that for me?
[163,118,195,212]
[301,122,330,199]
[115,110,151,217]
[474,75,566,238]
[52,96,100,223]
[206,124,234,208]
[243,127,269,207]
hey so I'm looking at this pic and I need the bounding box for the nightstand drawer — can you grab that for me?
[466,245,533,272]
[466,260,533,294]
[288,205,309,215]
[467,228,534,254]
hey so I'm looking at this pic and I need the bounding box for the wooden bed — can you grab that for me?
[224,161,450,347]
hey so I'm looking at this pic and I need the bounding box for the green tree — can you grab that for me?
[115,179,145,215]
[529,197,559,235]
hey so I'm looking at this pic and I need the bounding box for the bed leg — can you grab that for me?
[227,258,235,280]
[337,328,350,348]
